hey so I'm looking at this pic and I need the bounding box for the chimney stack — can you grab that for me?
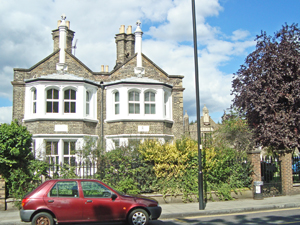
[115,25,135,67]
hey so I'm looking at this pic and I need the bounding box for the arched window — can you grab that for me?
[32,88,37,113]
[145,91,155,114]
[128,91,140,114]
[46,89,59,113]
[64,89,76,113]
[86,91,90,115]
[114,91,119,115]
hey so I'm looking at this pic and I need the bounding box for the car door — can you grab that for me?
[80,181,123,222]
[44,181,83,222]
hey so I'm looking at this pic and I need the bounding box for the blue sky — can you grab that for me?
[0,0,299,124]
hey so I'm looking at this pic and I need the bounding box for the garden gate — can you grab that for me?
[261,157,282,197]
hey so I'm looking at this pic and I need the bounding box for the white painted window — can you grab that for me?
[46,141,59,169]
[46,89,59,113]
[144,91,155,114]
[129,91,140,114]
[63,141,76,166]
[86,91,90,115]
[114,91,119,115]
[64,89,76,113]
[32,88,37,114]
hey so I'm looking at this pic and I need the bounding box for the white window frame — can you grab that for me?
[63,88,76,113]
[128,90,140,114]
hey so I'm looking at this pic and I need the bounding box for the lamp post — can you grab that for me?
[191,0,205,210]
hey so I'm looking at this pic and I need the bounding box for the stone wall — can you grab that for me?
[0,176,5,211]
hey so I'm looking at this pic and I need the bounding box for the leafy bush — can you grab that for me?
[98,145,156,195]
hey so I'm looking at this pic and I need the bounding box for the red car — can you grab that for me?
[20,179,161,225]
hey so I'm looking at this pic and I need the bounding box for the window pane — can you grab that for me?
[151,92,155,101]
[64,142,69,155]
[46,142,51,155]
[71,90,76,100]
[70,157,76,166]
[54,142,58,155]
[115,92,119,102]
[129,92,133,101]
[65,102,69,113]
[64,90,70,99]
[86,92,90,101]
[129,103,134,113]
[135,92,139,101]
[47,90,52,99]
[115,104,119,114]
[46,102,52,113]
[151,104,155,114]
[135,104,140,114]
[86,103,90,115]
[145,104,149,114]
[71,102,76,113]
[33,90,37,100]
[54,102,59,113]
[145,92,149,101]
[54,89,59,99]
[70,142,75,154]
[33,102,36,113]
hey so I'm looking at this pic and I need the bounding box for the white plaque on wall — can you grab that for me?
[138,126,149,132]
[55,125,68,132]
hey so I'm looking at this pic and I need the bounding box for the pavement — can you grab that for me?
[1,195,300,224]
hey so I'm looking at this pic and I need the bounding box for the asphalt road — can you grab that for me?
[151,208,300,225]
[3,208,300,225]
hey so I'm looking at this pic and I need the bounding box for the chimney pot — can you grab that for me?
[105,65,109,72]
[127,26,132,34]
[101,65,104,72]
[119,25,125,34]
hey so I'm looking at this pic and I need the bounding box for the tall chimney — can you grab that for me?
[134,20,145,77]
[52,17,74,53]
[56,14,69,72]
[115,25,135,67]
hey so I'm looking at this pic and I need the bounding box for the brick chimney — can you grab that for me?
[115,25,135,67]
[52,17,75,53]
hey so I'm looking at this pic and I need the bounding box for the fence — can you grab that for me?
[292,156,300,183]
[47,161,98,179]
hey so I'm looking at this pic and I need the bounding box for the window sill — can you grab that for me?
[23,117,99,123]
[105,118,173,124]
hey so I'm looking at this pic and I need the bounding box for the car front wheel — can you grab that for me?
[31,212,54,225]
[128,208,149,225]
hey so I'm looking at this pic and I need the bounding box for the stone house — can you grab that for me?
[11,15,186,166]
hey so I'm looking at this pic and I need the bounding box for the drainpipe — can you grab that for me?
[100,82,104,151]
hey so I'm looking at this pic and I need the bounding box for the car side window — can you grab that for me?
[81,181,112,198]
[49,181,79,198]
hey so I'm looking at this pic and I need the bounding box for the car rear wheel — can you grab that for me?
[128,208,149,225]
[32,212,54,225]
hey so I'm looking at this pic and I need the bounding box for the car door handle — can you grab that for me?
[48,200,54,203]
[86,200,93,203]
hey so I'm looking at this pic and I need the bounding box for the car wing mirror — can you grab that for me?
[111,193,118,200]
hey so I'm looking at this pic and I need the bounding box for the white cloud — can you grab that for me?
[0,0,256,123]
[0,107,12,124]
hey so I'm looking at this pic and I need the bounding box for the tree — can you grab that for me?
[0,120,48,207]
[216,110,255,153]
[0,120,33,179]
[232,24,300,152]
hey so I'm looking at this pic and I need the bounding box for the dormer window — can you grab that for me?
[64,89,76,113]
[145,91,155,114]
[129,91,140,114]
[46,89,59,113]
